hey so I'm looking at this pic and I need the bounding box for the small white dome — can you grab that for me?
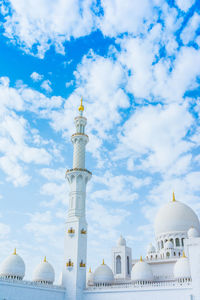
[87,268,94,286]
[0,249,25,279]
[174,253,191,279]
[93,261,114,285]
[164,241,174,249]
[117,235,126,246]
[188,227,200,238]
[33,257,55,284]
[131,258,153,282]
[147,243,156,254]
[155,196,200,238]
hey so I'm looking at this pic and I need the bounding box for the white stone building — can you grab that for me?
[1,100,200,300]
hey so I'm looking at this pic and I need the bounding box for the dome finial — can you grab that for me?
[44,256,47,262]
[182,251,186,258]
[13,248,16,255]
[78,97,84,114]
[172,191,176,202]
[102,259,105,265]
[140,256,143,262]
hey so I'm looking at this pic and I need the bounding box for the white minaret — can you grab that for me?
[112,235,132,280]
[62,99,92,300]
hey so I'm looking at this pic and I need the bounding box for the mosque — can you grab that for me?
[1,100,200,300]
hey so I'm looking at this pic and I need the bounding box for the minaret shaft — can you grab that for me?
[62,100,91,300]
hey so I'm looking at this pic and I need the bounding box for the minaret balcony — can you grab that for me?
[71,133,88,138]
[68,227,75,236]
[66,260,74,269]
[81,229,87,234]
[79,261,86,268]
[65,168,92,176]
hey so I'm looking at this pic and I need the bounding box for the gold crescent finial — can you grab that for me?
[78,97,84,112]
[89,267,91,273]
[182,251,186,258]
[13,248,16,255]
[44,256,47,262]
[140,256,143,262]
[172,191,176,202]
[102,259,105,265]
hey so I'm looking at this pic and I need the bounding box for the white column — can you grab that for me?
[62,100,92,300]
[185,237,200,300]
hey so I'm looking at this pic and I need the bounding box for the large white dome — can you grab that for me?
[131,258,153,282]
[33,257,55,284]
[155,197,200,238]
[93,261,114,285]
[0,249,25,279]
[174,253,191,279]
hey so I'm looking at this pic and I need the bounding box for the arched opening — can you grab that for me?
[175,238,180,247]
[174,252,176,256]
[181,238,184,246]
[116,255,121,274]
[170,238,174,245]
[161,240,164,248]
[127,256,130,274]
[166,252,170,258]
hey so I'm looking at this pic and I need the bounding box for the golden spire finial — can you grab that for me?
[172,191,176,202]
[78,97,84,113]
[44,256,47,262]
[13,248,16,255]
[140,256,143,262]
[102,259,105,265]
[89,267,91,273]
[182,251,186,258]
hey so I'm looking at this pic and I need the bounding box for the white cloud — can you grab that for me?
[88,202,130,238]
[2,0,96,58]
[115,103,194,174]
[30,71,43,82]
[40,182,67,207]
[181,13,200,45]
[127,158,134,171]
[0,112,51,186]
[0,223,10,238]
[175,0,195,12]
[0,76,64,186]
[118,32,200,103]
[39,168,67,206]
[99,0,156,37]
[65,80,74,88]
[41,79,52,92]
[40,168,65,181]
[90,171,151,203]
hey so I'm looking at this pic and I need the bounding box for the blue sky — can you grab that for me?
[0,0,200,282]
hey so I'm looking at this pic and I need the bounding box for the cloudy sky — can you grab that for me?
[0,0,200,282]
